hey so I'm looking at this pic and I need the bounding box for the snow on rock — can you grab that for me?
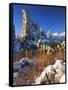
[54,72,64,83]
[19,57,32,63]
[13,58,33,75]
[52,32,65,37]
[53,60,64,73]
[60,74,65,83]
[53,60,65,83]
[34,60,66,84]
[35,69,48,84]
[45,65,55,74]
[35,65,55,84]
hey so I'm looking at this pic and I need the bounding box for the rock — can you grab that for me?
[60,74,65,83]
[35,65,55,84]
[53,60,64,73]
[13,58,33,75]
[35,60,65,84]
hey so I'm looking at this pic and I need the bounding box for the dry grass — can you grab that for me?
[13,47,65,85]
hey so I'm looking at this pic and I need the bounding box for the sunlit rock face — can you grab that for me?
[21,9,32,40]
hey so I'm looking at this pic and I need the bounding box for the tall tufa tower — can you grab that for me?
[21,9,31,40]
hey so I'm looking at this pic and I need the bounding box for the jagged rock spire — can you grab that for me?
[21,9,31,40]
[21,9,46,42]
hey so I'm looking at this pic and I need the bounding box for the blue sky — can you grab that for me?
[13,4,66,35]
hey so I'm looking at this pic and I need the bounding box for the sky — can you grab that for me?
[13,3,66,35]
